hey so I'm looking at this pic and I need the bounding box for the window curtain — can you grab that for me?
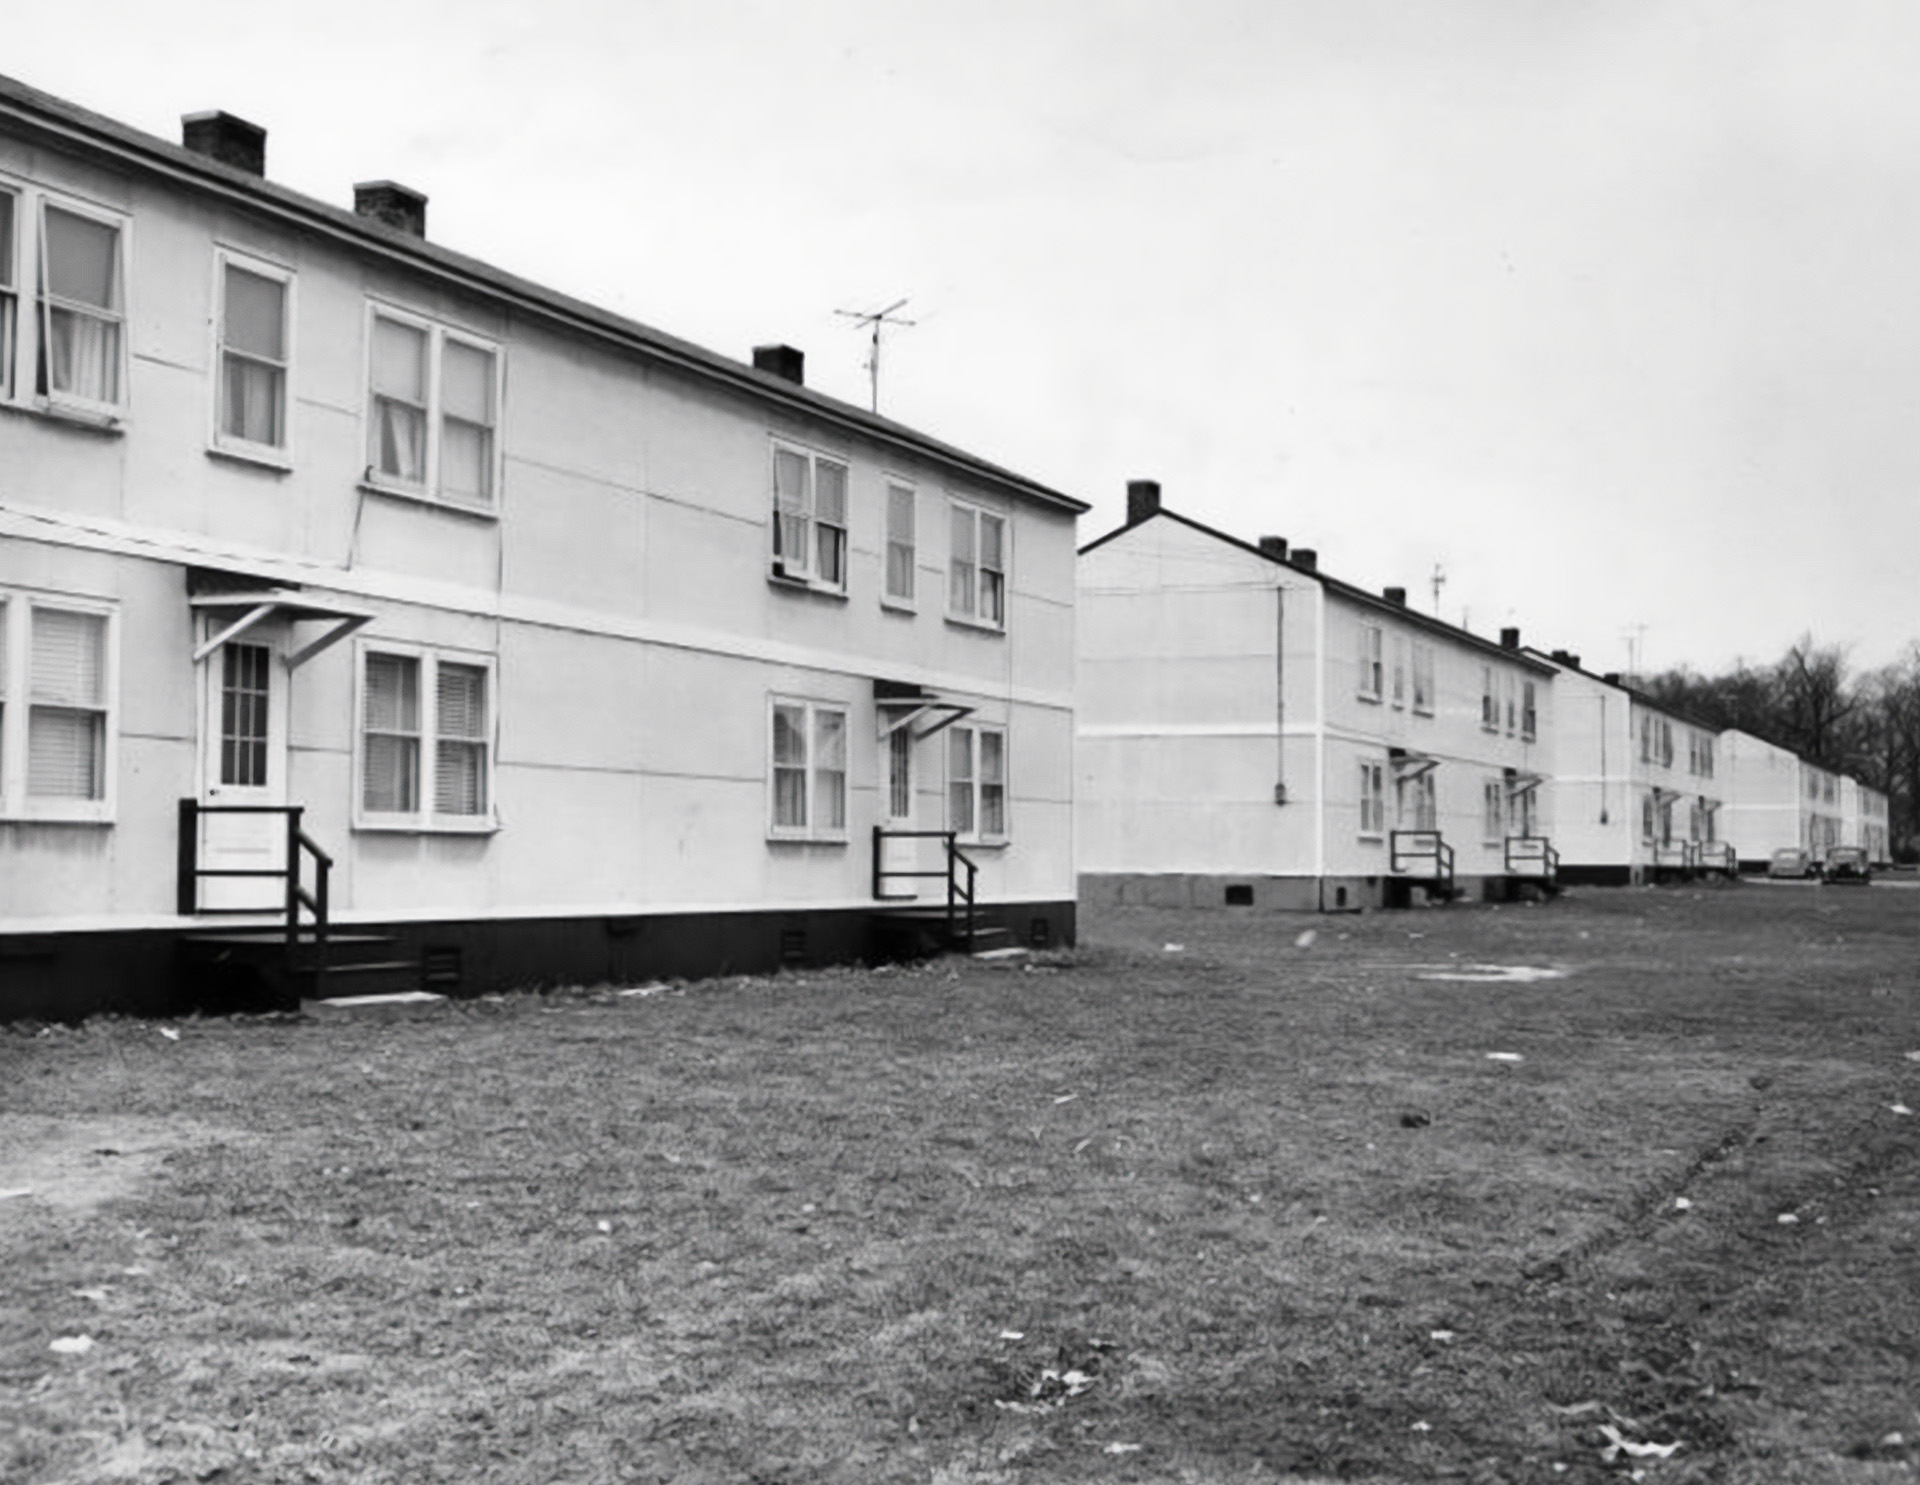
[371,318,427,482]
[362,654,419,813]
[434,663,488,815]
[772,704,807,827]
[27,608,106,799]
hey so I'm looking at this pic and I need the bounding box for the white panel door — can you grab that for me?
[880,723,922,899]
[197,632,289,912]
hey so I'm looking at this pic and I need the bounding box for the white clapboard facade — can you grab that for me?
[0,77,1083,1018]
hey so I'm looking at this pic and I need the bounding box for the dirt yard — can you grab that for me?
[3,883,1917,1483]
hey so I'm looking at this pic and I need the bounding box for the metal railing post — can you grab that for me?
[284,806,303,959]
[177,798,199,915]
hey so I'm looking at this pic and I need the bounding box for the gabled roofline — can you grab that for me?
[0,72,1087,518]
[1082,507,1557,675]
[1520,646,1726,734]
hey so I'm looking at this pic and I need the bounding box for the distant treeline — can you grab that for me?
[1638,637,1920,859]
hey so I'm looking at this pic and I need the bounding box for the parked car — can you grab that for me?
[1768,847,1815,879]
[1824,846,1872,883]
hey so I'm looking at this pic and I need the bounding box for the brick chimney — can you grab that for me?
[1290,548,1317,573]
[354,181,428,238]
[1500,626,1520,650]
[752,345,805,385]
[1384,586,1406,606]
[1126,480,1161,525]
[182,111,266,176]
[1258,535,1288,561]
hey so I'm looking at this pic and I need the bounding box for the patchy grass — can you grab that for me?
[3,884,1919,1483]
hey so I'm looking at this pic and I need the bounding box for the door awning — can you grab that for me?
[1389,747,1438,782]
[1505,771,1544,799]
[875,680,976,741]
[190,590,376,668]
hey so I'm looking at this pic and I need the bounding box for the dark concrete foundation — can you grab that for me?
[0,898,1078,1023]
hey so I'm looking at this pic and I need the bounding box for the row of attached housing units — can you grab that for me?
[0,77,1083,1019]
[1073,491,1891,910]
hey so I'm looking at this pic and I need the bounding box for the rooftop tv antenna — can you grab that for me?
[1623,623,1648,681]
[1430,562,1447,616]
[835,297,916,413]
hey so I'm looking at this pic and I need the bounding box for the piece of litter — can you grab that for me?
[1485,1052,1524,1062]
[595,1220,612,1233]
[1674,1197,1693,1211]
[0,1188,32,1201]
[1882,1432,1907,1448]
[49,1335,94,1355]
[1102,1442,1142,1455]
[1294,929,1317,949]
[1411,1420,1432,1432]
[1429,1330,1456,1343]
[1906,1051,1920,1062]
[998,1330,1025,1341]
[1597,1423,1680,1462]
[1549,1400,1604,1417]
[70,1288,109,1304]
[121,1267,148,1277]
[1777,1212,1799,1225]
[1421,965,1566,983]
[1073,1137,1094,1154]
[158,1027,180,1041]
[319,991,445,1008]
[1163,943,1184,953]
[1053,1093,1078,1105]
[1891,1103,1914,1116]
[974,946,1028,960]
[616,983,667,997]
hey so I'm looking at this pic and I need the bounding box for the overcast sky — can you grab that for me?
[13,1,1920,676]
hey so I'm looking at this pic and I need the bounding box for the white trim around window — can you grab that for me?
[882,479,917,610]
[1358,757,1385,837]
[946,721,1008,844]
[1356,622,1383,702]
[767,695,850,842]
[0,587,119,823]
[947,499,1008,632]
[352,641,498,832]
[0,176,131,427]
[769,441,850,595]
[363,301,503,515]
[209,246,295,468]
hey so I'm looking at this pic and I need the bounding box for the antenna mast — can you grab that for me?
[834,297,916,413]
[1430,562,1447,616]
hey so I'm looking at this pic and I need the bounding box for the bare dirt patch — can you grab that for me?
[1,889,1917,1483]
[0,1113,238,1215]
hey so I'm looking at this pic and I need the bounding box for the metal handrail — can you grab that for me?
[1504,835,1560,881]
[873,826,979,950]
[1390,829,1455,897]
[178,799,332,971]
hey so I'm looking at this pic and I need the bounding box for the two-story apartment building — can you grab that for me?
[1076,486,1557,911]
[1853,782,1891,864]
[1528,653,1729,883]
[0,76,1084,1019]
[1719,728,1804,871]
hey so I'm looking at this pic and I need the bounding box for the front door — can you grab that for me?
[879,722,921,899]
[197,630,289,912]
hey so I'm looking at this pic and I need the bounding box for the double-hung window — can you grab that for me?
[0,589,117,821]
[946,723,1008,842]
[0,187,15,400]
[1358,759,1385,835]
[768,697,848,840]
[884,482,916,605]
[1390,637,1407,708]
[1480,665,1497,730]
[1521,681,1537,741]
[1357,623,1383,702]
[1484,779,1505,842]
[1411,644,1434,716]
[213,250,292,460]
[367,305,500,510]
[356,644,495,830]
[948,501,1007,628]
[770,444,849,591]
[0,183,130,420]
